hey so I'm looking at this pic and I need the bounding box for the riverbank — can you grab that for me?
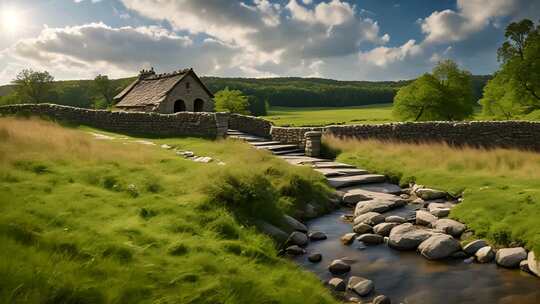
[0,117,338,303]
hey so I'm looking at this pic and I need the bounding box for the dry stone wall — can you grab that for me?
[272,121,540,151]
[229,113,272,138]
[0,104,229,139]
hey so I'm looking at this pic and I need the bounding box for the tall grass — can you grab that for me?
[326,136,540,252]
[0,117,337,304]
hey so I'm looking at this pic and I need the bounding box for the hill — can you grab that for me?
[0,75,491,109]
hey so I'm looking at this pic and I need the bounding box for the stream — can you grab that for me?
[292,208,540,304]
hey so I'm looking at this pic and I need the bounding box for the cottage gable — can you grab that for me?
[114,68,214,114]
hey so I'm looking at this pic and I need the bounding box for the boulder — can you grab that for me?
[308,253,322,263]
[415,188,447,200]
[328,259,351,274]
[385,215,407,224]
[286,231,308,247]
[388,223,434,250]
[347,276,374,296]
[341,233,357,245]
[308,231,327,241]
[433,219,466,237]
[354,212,385,226]
[357,233,384,244]
[463,240,488,256]
[328,278,346,292]
[373,222,399,236]
[527,251,540,277]
[255,220,288,243]
[373,295,391,304]
[285,245,305,255]
[354,198,404,216]
[304,203,318,219]
[353,223,373,234]
[430,208,451,218]
[450,251,468,259]
[416,210,438,227]
[283,215,308,233]
[475,246,495,263]
[418,234,461,260]
[495,247,527,268]
[427,202,454,212]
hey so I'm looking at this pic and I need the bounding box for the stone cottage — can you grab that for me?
[114,68,214,113]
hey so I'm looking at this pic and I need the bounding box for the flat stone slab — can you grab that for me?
[338,187,403,204]
[327,174,386,188]
[314,168,369,177]
[310,161,356,169]
[250,141,282,146]
[279,156,328,165]
[352,182,403,194]
[257,144,300,151]
[229,135,268,142]
[272,149,305,155]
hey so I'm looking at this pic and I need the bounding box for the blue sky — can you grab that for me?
[0,0,538,84]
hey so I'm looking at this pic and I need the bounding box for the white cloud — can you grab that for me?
[421,0,539,44]
[359,39,422,67]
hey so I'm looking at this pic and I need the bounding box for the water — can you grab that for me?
[292,208,540,304]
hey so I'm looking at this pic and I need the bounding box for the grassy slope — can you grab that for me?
[326,137,540,253]
[0,118,337,304]
[264,104,395,126]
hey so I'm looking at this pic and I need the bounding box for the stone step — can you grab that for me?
[326,174,386,188]
[250,141,282,146]
[310,161,356,169]
[314,168,369,177]
[337,186,404,205]
[229,135,268,142]
[278,156,329,165]
[279,152,305,156]
[256,144,300,152]
[350,182,403,195]
[272,149,305,156]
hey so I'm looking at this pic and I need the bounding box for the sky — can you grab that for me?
[0,0,539,85]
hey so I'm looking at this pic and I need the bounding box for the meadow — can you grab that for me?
[326,137,540,253]
[264,104,395,126]
[0,117,338,304]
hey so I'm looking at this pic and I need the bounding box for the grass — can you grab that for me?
[264,104,395,126]
[0,117,337,304]
[326,136,540,253]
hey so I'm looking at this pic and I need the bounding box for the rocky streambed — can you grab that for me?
[285,186,540,304]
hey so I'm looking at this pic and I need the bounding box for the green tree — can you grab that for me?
[214,87,250,114]
[393,60,474,121]
[481,19,540,117]
[93,74,117,107]
[247,95,268,116]
[12,69,54,103]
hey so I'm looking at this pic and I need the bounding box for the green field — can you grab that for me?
[264,104,395,126]
[326,137,540,253]
[0,117,337,304]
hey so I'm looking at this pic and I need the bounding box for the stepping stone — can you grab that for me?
[314,168,369,177]
[272,149,305,155]
[256,144,300,152]
[311,161,355,169]
[280,156,327,165]
[338,187,403,204]
[250,141,282,146]
[353,182,402,194]
[327,174,386,188]
[229,135,268,142]
[280,152,305,156]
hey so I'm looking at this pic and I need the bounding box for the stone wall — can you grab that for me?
[0,104,229,139]
[229,114,273,138]
[272,121,540,151]
[271,126,324,147]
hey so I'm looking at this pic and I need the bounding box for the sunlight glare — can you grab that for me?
[1,6,22,35]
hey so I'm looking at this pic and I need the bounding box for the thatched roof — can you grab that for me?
[114,68,213,108]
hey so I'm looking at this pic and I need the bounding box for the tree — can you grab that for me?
[57,84,93,108]
[93,74,117,107]
[393,60,474,121]
[214,87,250,114]
[481,19,540,117]
[12,69,54,103]
[247,95,268,116]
